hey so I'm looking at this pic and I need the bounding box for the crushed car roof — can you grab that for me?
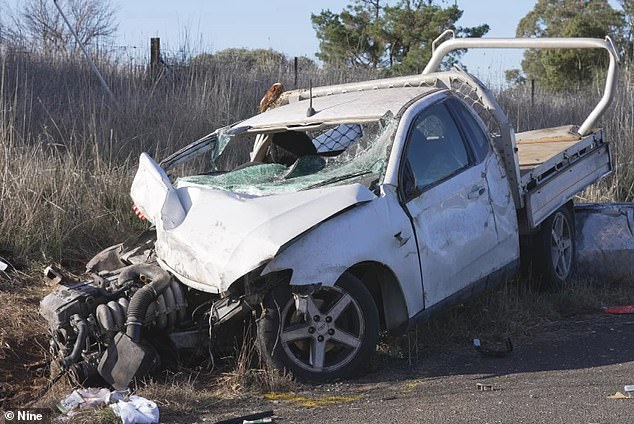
[235,86,439,131]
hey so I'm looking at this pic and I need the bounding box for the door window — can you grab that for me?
[402,102,472,199]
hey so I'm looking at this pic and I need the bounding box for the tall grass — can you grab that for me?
[497,67,634,201]
[0,48,376,266]
[0,45,632,266]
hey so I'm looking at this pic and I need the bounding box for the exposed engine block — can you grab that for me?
[39,233,250,389]
[94,278,186,333]
[40,262,188,386]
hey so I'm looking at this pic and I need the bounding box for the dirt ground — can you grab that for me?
[2,276,634,423]
[0,280,51,408]
[205,313,634,424]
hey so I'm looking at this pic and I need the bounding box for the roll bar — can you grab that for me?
[423,32,620,136]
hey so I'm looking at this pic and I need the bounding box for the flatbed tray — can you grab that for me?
[517,125,582,175]
[516,125,611,227]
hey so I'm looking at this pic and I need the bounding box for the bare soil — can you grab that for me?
[2,272,634,424]
[0,276,51,408]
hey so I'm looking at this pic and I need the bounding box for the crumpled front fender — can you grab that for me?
[263,186,424,319]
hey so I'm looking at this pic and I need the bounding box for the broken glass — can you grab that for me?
[213,130,233,168]
[176,115,398,196]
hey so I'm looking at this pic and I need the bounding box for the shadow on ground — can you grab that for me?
[364,313,634,383]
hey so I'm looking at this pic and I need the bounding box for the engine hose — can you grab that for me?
[96,304,116,332]
[120,264,171,342]
[107,301,125,329]
[61,316,88,368]
[170,280,187,322]
[163,286,176,329]
[155,295,168,329]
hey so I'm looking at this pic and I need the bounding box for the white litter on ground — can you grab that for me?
[58,388,159,423]
[109,395,159,424]
[58,388,111,415]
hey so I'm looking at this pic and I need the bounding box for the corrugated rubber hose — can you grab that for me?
[119,264,171,342]
[61,316,88,367]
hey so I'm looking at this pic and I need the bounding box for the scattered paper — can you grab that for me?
[110,395,159,424]
[58,388,112,415]
[58,388,159,423]
[608,392,632,399]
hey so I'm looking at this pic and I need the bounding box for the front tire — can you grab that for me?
[257,273,379,382]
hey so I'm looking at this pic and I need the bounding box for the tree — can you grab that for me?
[192,49,318,74]
[12,0,117,54]
[516,0,624,90]
[311,0,489,73]
[311,2,385,68]
[0,1,13,46]
[205,48,287,69]
[505,69,527,85]
[383,1,489,73]
[620,0,634,61]
[193,48,311,70]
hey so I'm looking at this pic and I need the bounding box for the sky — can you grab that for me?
[2,0,624,83]
[109,0,536,82]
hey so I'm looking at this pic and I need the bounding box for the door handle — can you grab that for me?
[467,186,486,199]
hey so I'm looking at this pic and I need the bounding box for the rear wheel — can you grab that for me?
[257,273,379,382]
[532,205,575,289]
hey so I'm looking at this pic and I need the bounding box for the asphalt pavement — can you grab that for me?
[207,313,634,424]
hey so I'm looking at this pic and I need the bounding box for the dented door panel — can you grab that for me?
[406,162,499,307]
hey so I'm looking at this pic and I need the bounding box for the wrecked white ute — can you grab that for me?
[40,37,616,386]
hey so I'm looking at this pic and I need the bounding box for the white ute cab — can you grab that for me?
[39,36,617,386]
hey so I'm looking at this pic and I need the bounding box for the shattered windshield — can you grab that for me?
[174,115,397,196]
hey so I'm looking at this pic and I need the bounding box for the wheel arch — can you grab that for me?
[345,261,409,333]
[564,199,576,220]
[261,190,424,321]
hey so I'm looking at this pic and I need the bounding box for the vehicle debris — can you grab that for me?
[58,387,112,415]
[109,395,159,424]
[242,419,273,424]
[214,410,274,424]
[58,388,158,423]
[476,383,498,391]
[575,203,634,281]
[608,392,632,399]
[603,305,634,314]
[473,338,513,357]
[39,36,619,385]
[43,265,66,285]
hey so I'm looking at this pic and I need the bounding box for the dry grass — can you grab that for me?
[0,47,378,266]
[0,143,142,268]
[215,324,295,395]
[0,273,51,408]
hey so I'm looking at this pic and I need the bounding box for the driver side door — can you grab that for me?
[401,99,499,307]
